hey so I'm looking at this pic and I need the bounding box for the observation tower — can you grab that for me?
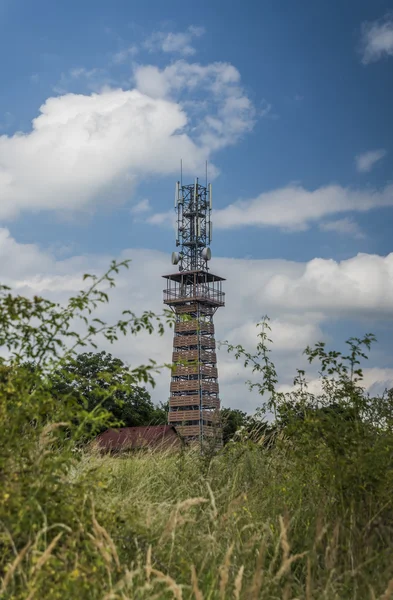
[162,176,225,446]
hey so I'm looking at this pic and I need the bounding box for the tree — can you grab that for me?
[220,407,272,445]
[51,351,167,429]
[221,408,248,444]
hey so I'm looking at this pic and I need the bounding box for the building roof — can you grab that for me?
[96,425,180,450]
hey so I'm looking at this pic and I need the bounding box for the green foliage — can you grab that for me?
[220,407,271,445]
[0,260,173,599]
[0,260,172,368]
[223,317,393,592]
[50,351,167,433]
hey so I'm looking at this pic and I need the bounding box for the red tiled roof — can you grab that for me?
[96,425,179,450]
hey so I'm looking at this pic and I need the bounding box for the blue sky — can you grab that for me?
[0,0,393,409]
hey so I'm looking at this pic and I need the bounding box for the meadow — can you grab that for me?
[1,261,393,599]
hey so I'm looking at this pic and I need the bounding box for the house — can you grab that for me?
[95,425,183,453]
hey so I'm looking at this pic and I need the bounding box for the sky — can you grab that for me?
[0,0,393,412]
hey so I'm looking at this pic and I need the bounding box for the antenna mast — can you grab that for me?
[172,175,213,272]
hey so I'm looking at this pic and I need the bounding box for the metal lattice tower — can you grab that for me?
[163,177,225,447]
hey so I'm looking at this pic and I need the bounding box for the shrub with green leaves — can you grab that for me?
[0,260,173,599]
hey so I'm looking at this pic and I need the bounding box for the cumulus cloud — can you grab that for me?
[134,59,256,150]
[225,318,324,353]
[356,148,387,172]
[144,26,205,56]
[262,252,393,317]
[149,182,393,232]
[360,13,393,64]
[0,89,193,219]
[212,183,393,231]
[0,57,256,220]
[2,228,392,411]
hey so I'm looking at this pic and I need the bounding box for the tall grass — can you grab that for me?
[1,267,393,598]
[43,439,392,599]
[2,417,393,599]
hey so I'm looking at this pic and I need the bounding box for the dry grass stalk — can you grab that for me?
[206,482,218,520]
[219,543,234,600]
[32,531,63,574]
[274,551,307,581]
[0,541,32,595]
[88,533,112,567]
[381,577,393,600]
[247,538,266,600]
[38,422,69,448]
[26,588,37,600]
[177,497,208,512]
[146,545,152,584]
[101,568,140,600]
[159,497,208,544]
[190,564,204,600]
[306,557,312,600]
[313,515,328,551]
[150,567,183,600]
[220,494,246,526]
[368,584,377,600]
[325,522,339,570]
[32,523,72,549]
[279,514,290,562]
[233,565,244,600]
[282,581,291,600]
[93,516,120,570]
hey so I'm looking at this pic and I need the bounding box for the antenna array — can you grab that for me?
[172,178,213,272]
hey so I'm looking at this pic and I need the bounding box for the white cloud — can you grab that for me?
[134,60,241,99]
[53,67,119,95]
[134,59,256,151]
[130,198,151,214]
[0,57,256,220]
[0,56,256,220]
[319,217,365,239]
[360,13,393,64]
[356,148,387,172]
[144,26,205,56]
[149,182,393,233]
[146,211,174,226]
[277,368,393,397]
[212,183,393,231]
[262,252,393,317]
[1,228,392,412]
[0,89,192,219]
[225,318,324,353]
